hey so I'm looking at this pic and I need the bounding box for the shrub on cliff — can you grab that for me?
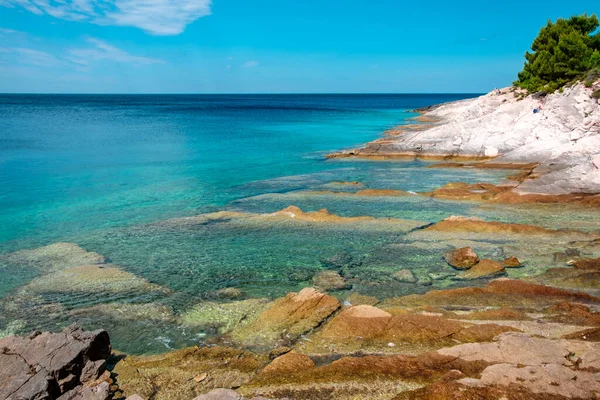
[515,14,600,92]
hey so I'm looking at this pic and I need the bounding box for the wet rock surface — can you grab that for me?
[443,247,479,269]
[0,326,113,400]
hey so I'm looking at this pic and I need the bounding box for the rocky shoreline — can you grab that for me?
[328,83,600,198]
[3,86,600,400]
[3,221,600,399]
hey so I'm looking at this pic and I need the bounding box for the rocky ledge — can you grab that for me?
[328,83,600,196]
[0,326,114,400]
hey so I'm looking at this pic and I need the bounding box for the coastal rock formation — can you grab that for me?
[113,346,268,400]
[382,278,600,308]
[0,326,112,400]
[230,288,340,348]
[443,247,479,269]
[457,259,505,279]
[329,84,600,196]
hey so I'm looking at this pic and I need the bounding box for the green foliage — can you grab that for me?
[515,14,600,92]
[593,89,600,99]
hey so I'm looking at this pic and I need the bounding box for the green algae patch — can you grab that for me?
[181,298,271,334]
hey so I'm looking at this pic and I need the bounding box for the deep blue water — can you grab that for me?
[0,93,479,251]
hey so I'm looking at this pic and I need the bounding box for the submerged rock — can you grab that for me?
[443,247,479,269]
[457,259,505,280]
[502,256,522,267]
[0,326,112,400]
[312,271,352,291]
[394,269,418,283]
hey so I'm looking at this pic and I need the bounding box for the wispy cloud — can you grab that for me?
[0,47,61,67]
[242,60,259,68]
[0,37,163,71]
[0,0,212,35]
[0,27,26,35]
[68,37,164,67]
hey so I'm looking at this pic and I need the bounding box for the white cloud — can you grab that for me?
[68,37,164,66]
[0,0,212,35]
[0,47,61,66]
[0,37,163,70]
[242,60,259,68]
[0,27,25,35]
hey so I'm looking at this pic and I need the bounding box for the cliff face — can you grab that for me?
[391,84,600,195]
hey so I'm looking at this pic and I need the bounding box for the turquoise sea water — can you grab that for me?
[3,94,597,353]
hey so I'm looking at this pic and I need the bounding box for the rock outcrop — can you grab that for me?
[230,288,340,348]
[0,326,113,400]
[443,247,479,269]
[329,84,600,196]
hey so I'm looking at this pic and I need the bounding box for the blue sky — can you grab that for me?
[0,0,597,93]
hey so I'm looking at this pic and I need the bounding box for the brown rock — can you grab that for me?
[458,259,505,279]
[259,351,315,376]
[304,305,463,353]
[452,324,521,343]
[231,288,340,347]
[572,257,600,270]
[562,327,600,341]
[312,270,351,291]
[396,380,569,400]
[443,247,479,269]
[427,216,558,235]
[502,256,522,268]
[458,308,531,321]
[113,346,267,400]
[382,279,600,309]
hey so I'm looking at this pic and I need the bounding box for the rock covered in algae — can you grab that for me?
[312,270,352,291]
[394,268,418,283]
[182,299,271,335]
[230,288,340,348]
[0,242,107,273]
[443,247,479,269]
[457,259,505,280]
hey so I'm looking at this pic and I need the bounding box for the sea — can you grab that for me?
[2,93,592,353]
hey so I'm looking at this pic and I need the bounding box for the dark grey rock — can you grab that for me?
[0,326,112,400]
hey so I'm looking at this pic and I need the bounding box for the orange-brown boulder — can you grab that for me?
[572,257,600,270]
[458,259,505,279]
[443,247,479,269]
[503,256,522,268]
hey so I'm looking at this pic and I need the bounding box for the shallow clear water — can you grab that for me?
[2,94,598,354]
